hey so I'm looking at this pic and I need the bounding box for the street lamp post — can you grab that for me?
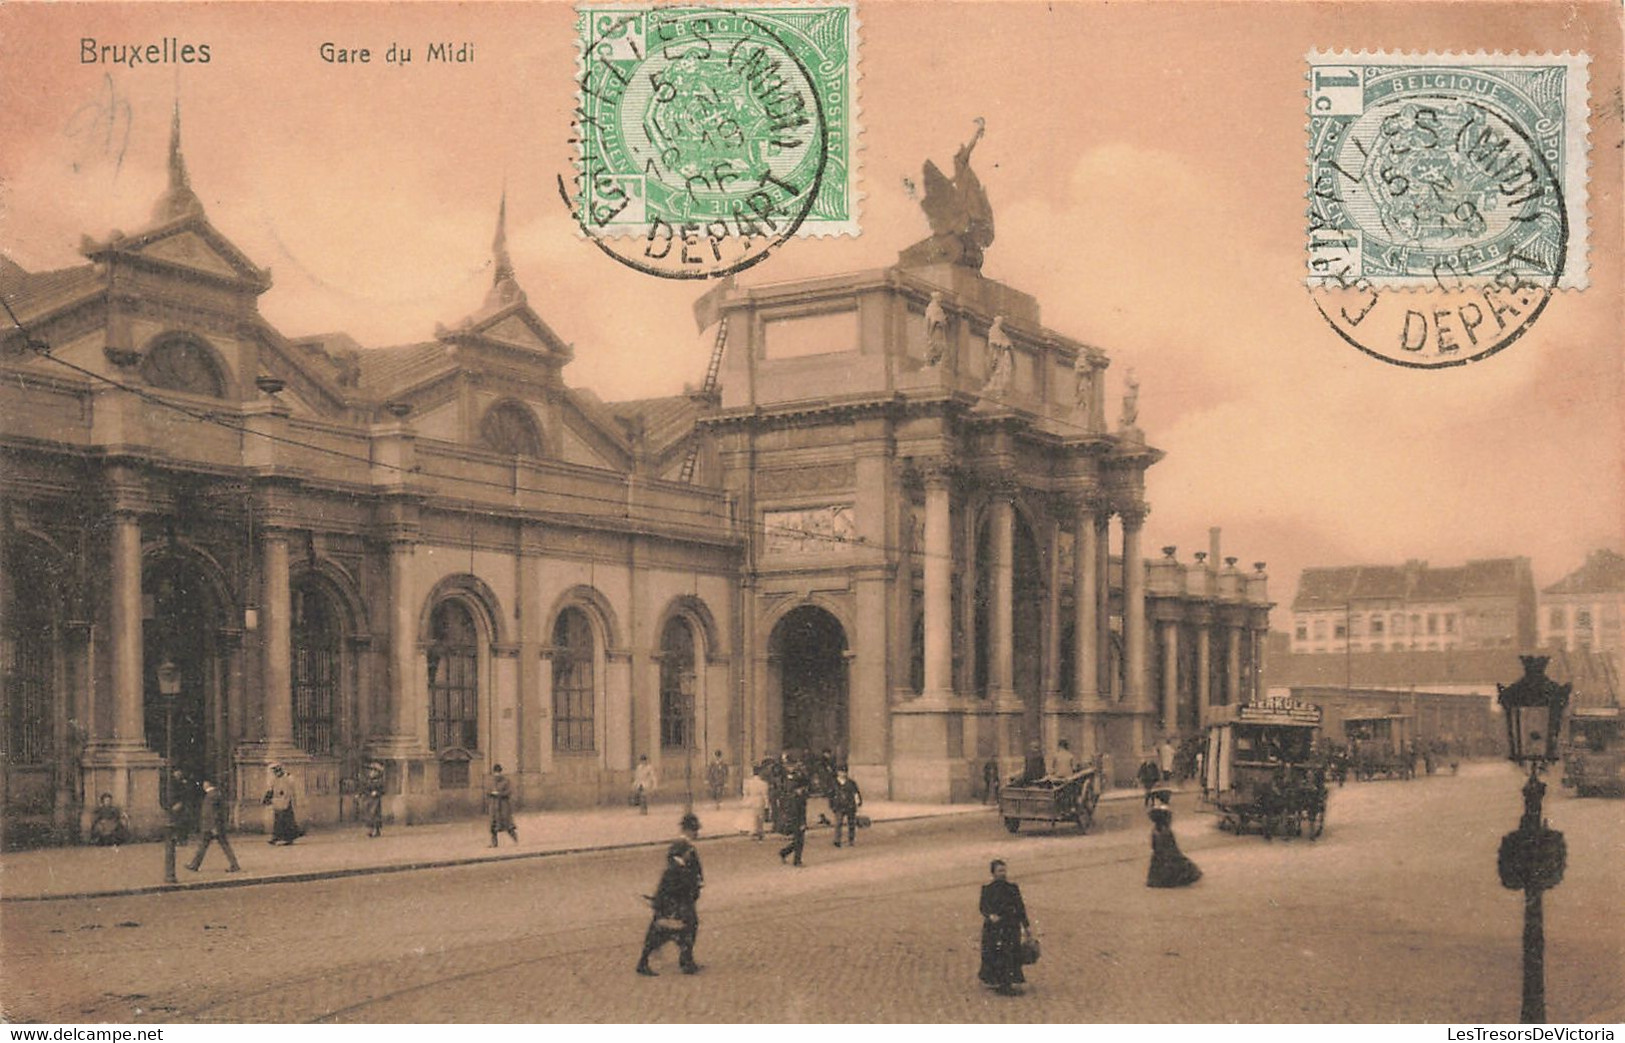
[156,658,182,884]
[1495,655,1571,1024]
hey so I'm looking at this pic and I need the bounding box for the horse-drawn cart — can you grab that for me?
[999,768,1100,833]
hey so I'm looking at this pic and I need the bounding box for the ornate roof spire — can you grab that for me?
[486,187,522,308]
[152,100,203,222]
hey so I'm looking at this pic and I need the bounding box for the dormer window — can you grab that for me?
[479,400,543,458]
[141,334,226,398]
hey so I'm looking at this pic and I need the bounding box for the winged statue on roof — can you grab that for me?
[900,119,995,271]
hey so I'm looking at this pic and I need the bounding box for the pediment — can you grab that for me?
[443,300,572,364]
[140,231,241,279]
[83,215,271,292]
[484,313,552,352]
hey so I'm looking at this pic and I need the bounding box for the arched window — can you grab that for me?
[141,335,226,397]
[291,584,340,756]
[659,617,696,750]
[4,551,55,767]
[428,601,479,752]
[553,608,595,752]
[480,401,544,458]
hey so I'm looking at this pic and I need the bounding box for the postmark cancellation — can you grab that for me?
[571,2,859,278]
[1306,52,1590,293]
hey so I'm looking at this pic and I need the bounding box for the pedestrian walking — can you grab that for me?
[185,779,241,873]
[777,767,809,866]
[982,758,1001,805]
[742,766,770,840]
[765,755,788,831]
[164,768,201,843]
[361,761,386,838]
[1158,736,1177,782]
[1146,804,1201,888]
[265,762,304,845]
[487,764,518,846]
[705,750,728,808]
[978,859,1032,996]
[830,768,862,847]
[1136,757,1161,807]
[632,754,658,815]
[636,812,704,976]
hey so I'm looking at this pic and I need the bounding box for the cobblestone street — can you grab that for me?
[4,764,1621,1023]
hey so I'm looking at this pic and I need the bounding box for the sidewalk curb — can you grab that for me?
[0,805,1003,905]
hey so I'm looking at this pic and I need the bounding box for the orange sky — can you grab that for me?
[1,0,1620,615]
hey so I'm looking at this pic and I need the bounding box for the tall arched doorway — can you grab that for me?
[143,555,229,787]
[770,606,848,758]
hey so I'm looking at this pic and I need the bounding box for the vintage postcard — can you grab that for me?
[0,0,1620,1030]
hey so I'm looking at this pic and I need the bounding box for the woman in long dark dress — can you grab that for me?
[1146,805,1202,888]
[978,859,1030,995]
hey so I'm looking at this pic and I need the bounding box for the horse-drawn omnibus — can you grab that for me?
[1203,699,1327,839]
[1342,712,1417,780]
[1561,706,1624,798]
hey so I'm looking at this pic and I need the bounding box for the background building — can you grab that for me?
[1539,548,1625,664]
[1288,558,1536,655]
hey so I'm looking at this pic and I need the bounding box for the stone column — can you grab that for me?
[1196,626,1213,726]
[261,533,293,749]
[1160,619,1180,734]
[989,493,1015,701]
[1252,626,1268,702]
[109,511,145,745]
[1121,506,1149,713]
[387,539,420,743]
[1094,511,1111,701]
[1226,625,1243,707]
[1072,503,1099,705]
[921,465,953,700]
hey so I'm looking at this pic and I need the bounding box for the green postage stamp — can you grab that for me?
[573,2,859,276]
[1307,52,1589,291]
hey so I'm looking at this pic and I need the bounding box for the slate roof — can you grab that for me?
[607,394,701,452]
[1543,549,1625,597]
[352,342,454,396]
[1294,558,1530,610]
[0,258,104,323]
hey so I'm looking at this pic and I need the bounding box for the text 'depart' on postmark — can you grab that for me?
[1305,52,1590,368]
[569,2,859,279]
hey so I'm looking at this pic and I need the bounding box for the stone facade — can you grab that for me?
[0,126,1269,846]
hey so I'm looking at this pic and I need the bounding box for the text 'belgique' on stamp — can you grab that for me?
[1305,51,1590,369]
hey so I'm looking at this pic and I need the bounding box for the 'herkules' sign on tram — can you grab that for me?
[1236,698,1323,725]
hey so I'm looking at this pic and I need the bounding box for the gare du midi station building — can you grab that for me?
[0,127,1273,845]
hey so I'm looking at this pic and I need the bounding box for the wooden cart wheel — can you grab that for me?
[1004,817,1021,833]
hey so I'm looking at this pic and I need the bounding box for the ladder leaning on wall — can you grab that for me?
[678,314,728,484]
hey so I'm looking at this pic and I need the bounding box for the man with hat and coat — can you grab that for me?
[636,813,704,976]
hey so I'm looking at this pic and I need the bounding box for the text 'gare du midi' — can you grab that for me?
[0,119,1272,845]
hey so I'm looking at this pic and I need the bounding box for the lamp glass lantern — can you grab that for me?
[1497,656,1571,766]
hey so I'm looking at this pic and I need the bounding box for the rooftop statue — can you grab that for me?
[900,119,995,271]
[1120,368,1141,429]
